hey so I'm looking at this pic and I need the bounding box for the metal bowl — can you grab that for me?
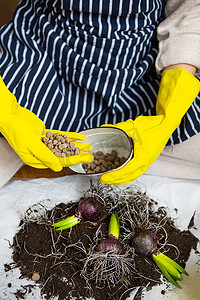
[68,127,133,176]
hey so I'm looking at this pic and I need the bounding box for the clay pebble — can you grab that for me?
[41,131,80,158]
[82,150,126,174]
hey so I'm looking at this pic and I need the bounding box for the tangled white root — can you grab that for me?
[81,247,135,289]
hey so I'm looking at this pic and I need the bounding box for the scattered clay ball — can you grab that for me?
[32,272,40,281]
[41,132,81,158]
[82,150,127,174]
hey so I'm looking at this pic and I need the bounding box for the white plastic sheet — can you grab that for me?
[0,174,200,300]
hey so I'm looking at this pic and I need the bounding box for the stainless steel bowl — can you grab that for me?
[68,127,133,175]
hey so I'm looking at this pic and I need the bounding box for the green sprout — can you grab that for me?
[51,197,104,231]
[153,252,188,288]
[97,213,125,255]
[108,212,120,239]
[132,231,189,288]
[52,214,81,231]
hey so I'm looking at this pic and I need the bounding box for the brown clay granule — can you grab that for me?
[41,131,80,158]
[82,150,126,173]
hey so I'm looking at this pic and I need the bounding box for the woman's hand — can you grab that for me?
[0,77,93,171]
[100,68,200,185]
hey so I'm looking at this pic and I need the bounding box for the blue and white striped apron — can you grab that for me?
[0,0,200,145]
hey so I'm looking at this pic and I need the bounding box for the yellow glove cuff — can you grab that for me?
[156,69,200,125]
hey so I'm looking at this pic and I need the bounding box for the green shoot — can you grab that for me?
[51,215,80,231]
[108,213,120,239]
[153,254,181,288]
[153,252,188,288]
[158,252,188,276]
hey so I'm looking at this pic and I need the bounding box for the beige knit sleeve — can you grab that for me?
[155,0,200,73]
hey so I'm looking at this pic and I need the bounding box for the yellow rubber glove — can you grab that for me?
[100,68,200,185]
[0,77,94,171]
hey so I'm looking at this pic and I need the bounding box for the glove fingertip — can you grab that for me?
[58,152,94,167]
[80,134,87,141]
[76,143,93,152]
[87,145,93,152]
[50,161,63,172]
[71,133,87,141]
[100,124,113,128]
[89,154,94,162]
[100,173,114,185]
[81,152,94,162]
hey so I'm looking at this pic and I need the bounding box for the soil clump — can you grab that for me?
[6,183,199,300]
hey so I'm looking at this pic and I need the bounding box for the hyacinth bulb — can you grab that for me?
[132,230,188,288]
[52,197,104,231]
[132,231,158,256]
[97,235,125,255]
[78,197,104,221]
[97,213,125,255]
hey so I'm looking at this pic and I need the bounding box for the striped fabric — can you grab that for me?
[0,0,200,145]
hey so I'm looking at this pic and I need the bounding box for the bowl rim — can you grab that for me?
[68,126,134,175]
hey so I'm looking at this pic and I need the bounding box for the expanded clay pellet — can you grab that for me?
[41,131,80,158]
[82,150,126,174]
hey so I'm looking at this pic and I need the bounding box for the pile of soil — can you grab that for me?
[5,183,199,300]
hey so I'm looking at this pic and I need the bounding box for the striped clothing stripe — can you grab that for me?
[0,0,200,145]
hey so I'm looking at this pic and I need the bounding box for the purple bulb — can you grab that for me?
[97,235,125,255]
[132,231,158,256]
[78,197,104,221]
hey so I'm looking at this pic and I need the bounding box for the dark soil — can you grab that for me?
[6,183,199,300]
